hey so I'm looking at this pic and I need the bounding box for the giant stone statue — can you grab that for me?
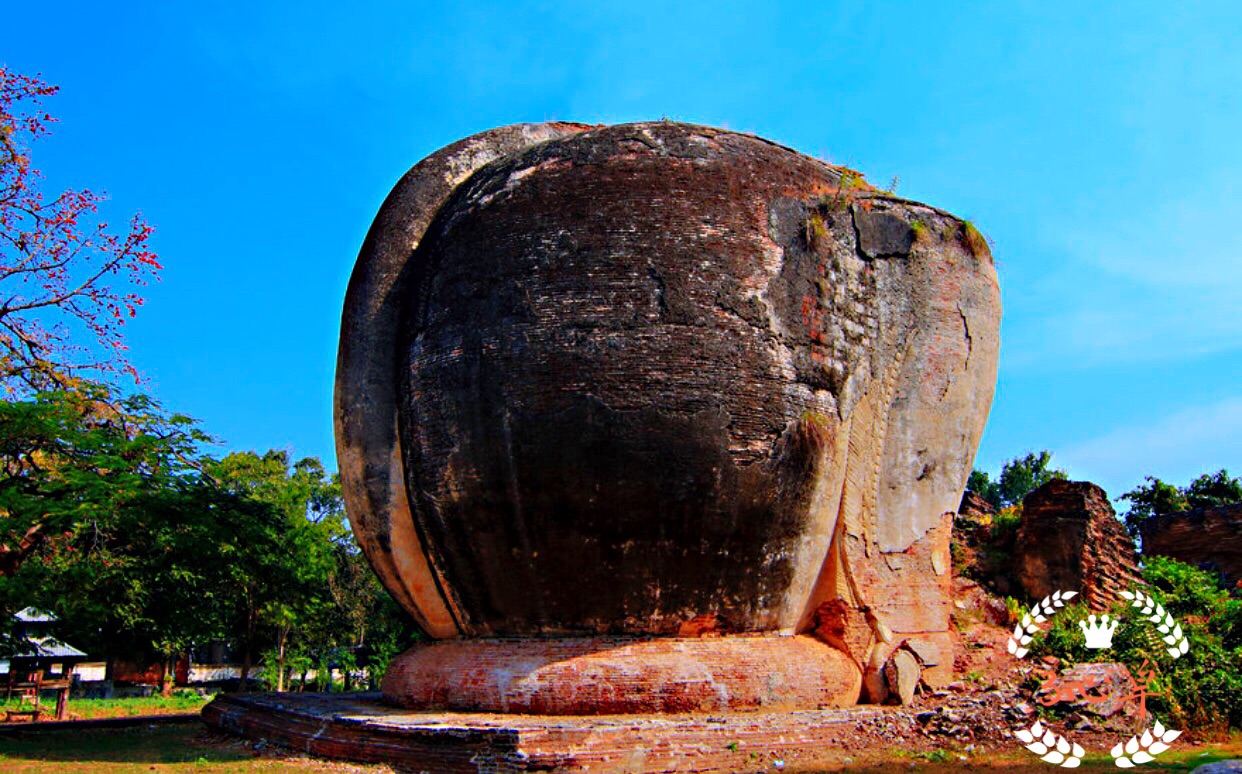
[335,121,1000,713]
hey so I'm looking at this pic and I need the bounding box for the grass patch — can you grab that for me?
[961,219,991,257]
[1,692,209,721]
[0,724,248,772]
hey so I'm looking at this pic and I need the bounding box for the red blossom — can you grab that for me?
[0,66,160,392]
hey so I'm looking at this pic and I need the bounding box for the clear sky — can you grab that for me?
[3,1,1239,501]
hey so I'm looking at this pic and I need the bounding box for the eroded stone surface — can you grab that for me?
[883,647,921,706]
[336,121,1000,710]
[382,635,861,714]
[1014,480,1141,609]
[202,692,887,773]
[1141,503,1242,588]
[334,122,594,638]
[386,122,998,638]
[958,490,997,523]
[853,204,917,259]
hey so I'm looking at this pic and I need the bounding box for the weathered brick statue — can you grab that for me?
[335,122,1000,713]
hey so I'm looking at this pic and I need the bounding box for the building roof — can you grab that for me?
[8,637,87,660]
[14,607,57,623]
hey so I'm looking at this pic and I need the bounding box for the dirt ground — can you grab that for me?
[2,585,1238,772]
[1,722,1238,773]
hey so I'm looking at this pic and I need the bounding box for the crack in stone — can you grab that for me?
[647,266,669,319]
[957,302,973,369]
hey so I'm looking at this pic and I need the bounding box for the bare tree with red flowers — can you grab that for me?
[0,66,160,392]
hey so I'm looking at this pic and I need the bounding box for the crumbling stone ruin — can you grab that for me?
[334,121,1001,712]
[1014,479,1141,609]
[1141,503,1242,588]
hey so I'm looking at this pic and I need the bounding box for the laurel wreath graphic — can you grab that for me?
[1111,720,1182,767]
[1003,588,1191,767]
[1007,590,1077,658]
[1119,590,1190,658]
[1015,720,1085,768]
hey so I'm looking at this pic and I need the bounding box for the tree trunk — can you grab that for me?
[238,606,256,690]
[275,626,289,693]
[0,524,44,577]
[161,654,174,697]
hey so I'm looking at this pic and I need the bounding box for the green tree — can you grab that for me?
[1118,477,1189,537]
[202,450,416,692]
[0,388,416,693]
[0,383,208,577]
[997,451,1067,506]
[206,450,344,690]
[967,450,1067,509]
[208,451,419,692]
[308,544,418,691]
[11,478,283,693]
[1119,469,1240,538]
[1184,469,1242,510]
[966,469,1001,509]
[1030,557,1242,730]
[0,382,289,692]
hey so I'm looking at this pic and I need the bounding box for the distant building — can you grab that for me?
[1,607,88,679]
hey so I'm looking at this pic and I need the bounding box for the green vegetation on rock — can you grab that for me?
[1119,469,1242,537]
[1028,556,1242,731]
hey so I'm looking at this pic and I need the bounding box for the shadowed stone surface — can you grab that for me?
[1141,503,1242,588]
[335,121,1001,713]
[1014,480,1141,609]
[335,122,594,639]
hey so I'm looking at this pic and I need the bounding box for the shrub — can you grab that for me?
[1215,600,1242,650]
[1025,558,1241,731]
[1141,555,1229,619]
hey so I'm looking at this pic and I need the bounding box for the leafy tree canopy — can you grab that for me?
[1183,469,1242,510]
[0,381,292,675]
[968,450,1068,509]
[1119,469,1241,538]
[0,382,208,577]
[0,383,424,690]
[201,448,416,692]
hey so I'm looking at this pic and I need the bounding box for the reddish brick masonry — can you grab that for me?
[382,634,861,714]
[203,691,889,773]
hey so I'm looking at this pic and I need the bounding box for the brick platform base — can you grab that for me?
[202,691,887,773]
[381,635,862,714]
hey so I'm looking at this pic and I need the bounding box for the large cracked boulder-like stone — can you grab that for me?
[1014,480,1141,609]
[335,121,1000,712]
[1141,503,1242,588]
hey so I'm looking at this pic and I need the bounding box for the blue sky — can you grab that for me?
[4,1,1239,501]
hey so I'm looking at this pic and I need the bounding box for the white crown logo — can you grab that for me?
[1079,614,1119,649]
